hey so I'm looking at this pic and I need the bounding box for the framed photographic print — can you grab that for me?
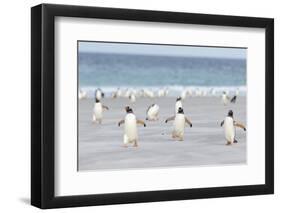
[31,3,274,209]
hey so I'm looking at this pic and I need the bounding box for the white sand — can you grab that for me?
[78,96,246,171]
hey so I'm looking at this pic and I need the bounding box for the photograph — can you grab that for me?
[78,41,247,171]
[30,3,274,209]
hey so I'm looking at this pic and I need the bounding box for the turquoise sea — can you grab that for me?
[79,52,246,96]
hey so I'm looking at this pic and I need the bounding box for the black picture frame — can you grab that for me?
[31,3,274,209]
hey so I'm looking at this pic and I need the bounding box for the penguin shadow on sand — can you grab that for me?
[220,110,246,146]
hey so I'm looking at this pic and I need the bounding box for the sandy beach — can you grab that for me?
[78,96,246,171]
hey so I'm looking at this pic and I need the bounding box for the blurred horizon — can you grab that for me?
[79,41,247,59]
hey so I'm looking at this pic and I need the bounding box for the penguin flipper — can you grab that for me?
[165,116,175,123]
[102,105,109,110]
[185,117,192,127]
[118,119,125,126]
[234,121,246,130]
[137,119,146,127]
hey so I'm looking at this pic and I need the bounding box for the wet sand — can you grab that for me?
[78,96,246,171]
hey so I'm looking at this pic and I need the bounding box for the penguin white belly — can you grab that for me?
[164,89,169,96]
[79,92,83,100]
[146,90,154,98]
[79,91,87,100]
[224,117,235,143]
[125,90,131,98]
[116,89,122,97]
[96,91,102,100]
[147,105,159,120]
[124,114,138,144]
[93,103,103,121]
[130,94,136,103]
[158,90,164,97]
[175,101,182,114]
[173,114,185,136]
[222,95,228,105]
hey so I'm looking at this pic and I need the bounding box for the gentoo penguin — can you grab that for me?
[165,107,192,141]
[175,97,183,114]
[144,89,154,98]
[195,88,202,96]
[124,89,131,98]
[220,110,246,145]
[129,93,136,103]
[95,88,105,101]
[146,104,160,121]
[92,98,109,124]
[211,88,217,96]
[222,91,230,105]
[116,88,122,97]
[112,91,117,99]
[158,89,165,97]
[235,88,240,96]
[164,88,169,96]
[186,89,193,97]
[137,89,144,98]
[118,106,146,147]
[180,90,187,100]
[79,90,87,100]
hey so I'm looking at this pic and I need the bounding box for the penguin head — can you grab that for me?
[227,110,233,117]
[176,97,182,102]
[125,106,133,113]
[95,98,100,103]
[178,107,184,114]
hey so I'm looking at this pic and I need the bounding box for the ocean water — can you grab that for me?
[79,52,246,96]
